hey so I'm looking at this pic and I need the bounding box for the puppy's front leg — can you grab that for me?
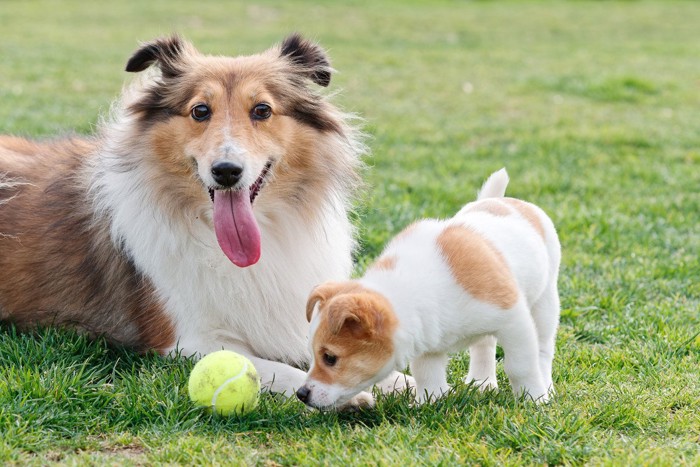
[410,352,450,404]
[465,335,499,390]
[375,370,416,395]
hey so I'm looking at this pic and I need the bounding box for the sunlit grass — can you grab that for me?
[1,1,699,464]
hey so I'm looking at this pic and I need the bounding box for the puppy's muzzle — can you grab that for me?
[211,160,243,188]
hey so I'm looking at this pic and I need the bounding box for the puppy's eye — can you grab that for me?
[322,353,338,367]
[251,103,272,120]
[191,104,211,122]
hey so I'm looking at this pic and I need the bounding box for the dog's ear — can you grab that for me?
[328,306,366,336]
[306,281,364,322]
[280,33,332,87]
[306,286,324,322]
[125,35,192,78]
[306,282,339,322]
[327,293,395,338]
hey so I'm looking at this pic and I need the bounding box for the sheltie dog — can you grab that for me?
[0,35,411,405]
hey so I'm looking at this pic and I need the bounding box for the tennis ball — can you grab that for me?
[188,350,260,416]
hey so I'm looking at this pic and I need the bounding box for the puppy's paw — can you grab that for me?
[414,384,452,406]
[376,371,416,395]
[338,391,375,412]
[465,376,498,392]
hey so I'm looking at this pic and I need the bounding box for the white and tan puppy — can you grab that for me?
[297,169,561,409]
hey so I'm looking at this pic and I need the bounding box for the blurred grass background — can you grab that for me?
[1,1,699,465]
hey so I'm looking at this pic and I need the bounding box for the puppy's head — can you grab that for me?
[298,281,398,409]
[123,34,351,267]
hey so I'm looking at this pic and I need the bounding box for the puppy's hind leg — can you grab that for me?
[410,352,450,404]
[465,335,498,391]
[531,281,560,395]
[497,303,548,402]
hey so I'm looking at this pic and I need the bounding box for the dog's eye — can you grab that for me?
[251,103,272,120]
[191,104,211,122]
[322,353,337,367]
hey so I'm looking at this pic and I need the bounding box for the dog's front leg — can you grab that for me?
[175,339,308,398]
[244,355,308,398]
[205,352,377,410]
[375,370,416,396]
[410,352,451,404]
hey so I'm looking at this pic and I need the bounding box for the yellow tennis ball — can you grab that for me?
[188,350,260,416]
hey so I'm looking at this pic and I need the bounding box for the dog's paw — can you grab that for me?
[465,376,498,392]
[376,371,416,395]
[338,391,375,412]
[414,384,452,406]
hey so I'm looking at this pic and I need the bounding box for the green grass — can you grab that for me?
[1,0,699,465]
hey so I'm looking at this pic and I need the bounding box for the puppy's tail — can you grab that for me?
[477,168,509,200]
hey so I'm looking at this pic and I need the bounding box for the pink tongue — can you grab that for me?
[213,190,261,267]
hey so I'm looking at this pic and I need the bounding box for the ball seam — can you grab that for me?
[210,360,249,410]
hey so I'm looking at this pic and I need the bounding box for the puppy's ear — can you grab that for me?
[306,281,363,322]
[306,286,325,322]
[327,293,396,338]
[280,33,332,87]
[125,35,193,78]
[306,282,339,322]
[328,307,365,336]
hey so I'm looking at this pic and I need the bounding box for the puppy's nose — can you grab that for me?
[211,160,243,188]
[296,385,311,403]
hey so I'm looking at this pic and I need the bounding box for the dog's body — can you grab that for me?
[299,169,561,409]
[0,35,413,402]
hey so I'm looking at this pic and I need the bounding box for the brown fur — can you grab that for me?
[436,225,519,309]
[306,282,397,387]
[0,35,357,354]
[0,137,175,352]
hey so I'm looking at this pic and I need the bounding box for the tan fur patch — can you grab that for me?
[502,198,545,239]
[464,199,512,216]
[371,255,397,271]
[308,283,397,387]
[437,225,518,309]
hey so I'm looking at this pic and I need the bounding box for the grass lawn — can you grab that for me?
[1,0,699,464]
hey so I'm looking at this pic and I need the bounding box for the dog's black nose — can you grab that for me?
[296,386,310,403]
[211,161,243,188]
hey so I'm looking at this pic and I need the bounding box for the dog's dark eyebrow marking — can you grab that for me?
[288,102,341,133]
[267,79,341,133]
[128,81,194,129]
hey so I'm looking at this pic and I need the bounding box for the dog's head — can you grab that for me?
[298,281,398,409]
[124,34,355,267]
